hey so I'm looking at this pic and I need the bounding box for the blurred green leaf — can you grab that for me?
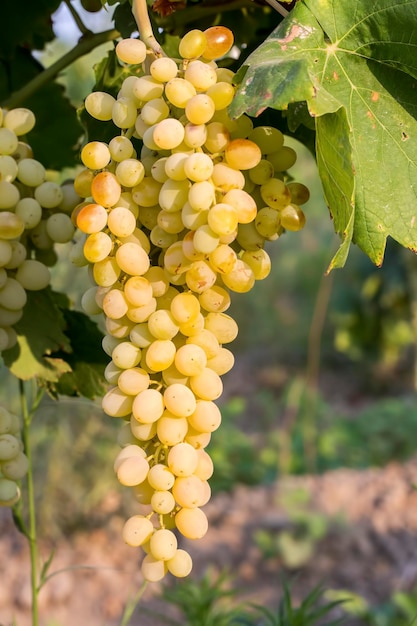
[0,0,61,59]
[0,48,82,169]
[50,310,107,399]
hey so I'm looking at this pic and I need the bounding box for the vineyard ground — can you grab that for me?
[0,358,416,626]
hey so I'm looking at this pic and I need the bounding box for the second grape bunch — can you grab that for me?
[74,25,309,582]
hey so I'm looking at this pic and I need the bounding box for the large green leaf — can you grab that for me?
[2,292,107,398]
[230,0,417,268]
[2,290,72,382]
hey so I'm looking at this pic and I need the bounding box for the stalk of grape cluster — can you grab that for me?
[75,14,309,582]
[0,107,79,352]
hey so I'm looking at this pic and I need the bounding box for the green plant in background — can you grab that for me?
[254,487,332,570]
[149,573,347,626]
[141,571,248,626]
[238,581,347,626]
[326,587,417,626]
[210,391,417,495]
[331,240,413,372]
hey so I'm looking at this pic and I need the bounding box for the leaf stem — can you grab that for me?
[19,379,45,626]
[64,0,92,36]
[132,0,165,56]
[1,28,120,109]
[119,581,148,626]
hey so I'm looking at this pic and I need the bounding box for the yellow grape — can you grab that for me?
[78,22,310,581]
[202,26,234,60]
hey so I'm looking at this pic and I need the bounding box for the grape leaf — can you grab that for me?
[2,289,72,382]
[49,310,107,399]
[113,1,138,38]
[0,48,82,169]
[0,0,61,59]
[2,292,108,398]
[230,0,417,268]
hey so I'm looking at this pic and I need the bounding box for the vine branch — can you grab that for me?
[64,0,92,36]
[132,0,165,56]
[2,28,120,109]
[263,0,289,18]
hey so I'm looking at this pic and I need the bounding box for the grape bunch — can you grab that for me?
[0,107,78,351]
[75,25,309,581]
[0,405,28,506]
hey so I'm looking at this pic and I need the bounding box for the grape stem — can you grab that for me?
[119,581,148,626]
[1,28,119,109]
[263,0,289,17]
[64,0,92,36]
[19,379,45,626]
[132,0,165,57]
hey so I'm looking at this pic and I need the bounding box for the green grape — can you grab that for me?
[248,126,284,154]
[287,181,311,205]
[0,433,21,461]
[268,146,297,171]
[85,91,116,122]
[0,477,20,506]
[112,97,138,129]
[1,452,29,480]
[280,203,306,231]
[4,108,35,135]
[179,29,207,59]
[260,177,291,210]
[15,260,50,291]
[0,181,20,209]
